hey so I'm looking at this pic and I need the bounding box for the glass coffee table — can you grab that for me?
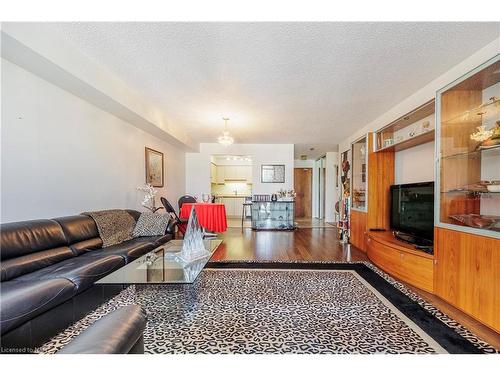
[96,239,222,284]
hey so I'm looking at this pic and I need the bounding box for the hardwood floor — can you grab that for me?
[211,227,500,350]
[212,227,367,262]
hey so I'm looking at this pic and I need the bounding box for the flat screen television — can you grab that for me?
[390,181,434,246]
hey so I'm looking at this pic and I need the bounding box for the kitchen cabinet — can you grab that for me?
[210,163,217,184]
[222,197,235,216]
[216,165,225,184]
[221,197,246,217]
[215,165,252,183]
[241,166,252,182]
[234,197,244,217]
[224,165,238,180]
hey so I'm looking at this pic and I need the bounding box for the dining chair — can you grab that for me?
[161,197,188,236]
[178,195,197,211]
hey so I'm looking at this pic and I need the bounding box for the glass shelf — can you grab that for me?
[442,190,500,195]
[440,97,499,126]
[441,144,500,160]
[375,100,435,152]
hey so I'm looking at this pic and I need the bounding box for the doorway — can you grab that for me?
[294,168,312,218]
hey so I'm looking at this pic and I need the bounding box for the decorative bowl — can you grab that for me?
[486,184,500,193]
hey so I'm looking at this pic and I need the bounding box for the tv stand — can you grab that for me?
[393,231,433,251]
[366,231,434,292]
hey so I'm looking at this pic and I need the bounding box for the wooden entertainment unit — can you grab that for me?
[366,231,434,292]
[349,55,499,333]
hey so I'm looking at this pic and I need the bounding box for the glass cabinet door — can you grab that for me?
[351,135,368,211]
[436,56,500,238]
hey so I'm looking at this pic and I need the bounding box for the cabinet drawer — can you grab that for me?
[367,237,401,276]
[398,252,433,293]
[367,236,433,293]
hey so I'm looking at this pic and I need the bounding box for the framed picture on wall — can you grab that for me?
[261,164,285,183]
[145,147,164,187]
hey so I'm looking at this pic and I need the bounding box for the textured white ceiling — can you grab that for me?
[49,22,499,150]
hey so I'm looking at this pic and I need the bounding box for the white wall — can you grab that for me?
[186,143,294,198]
[394,141,435,184]
[1,24,194,150]
[393,113,435,184]
[1,59,186,223]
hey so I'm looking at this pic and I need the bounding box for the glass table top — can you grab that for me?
[96,239,222,284]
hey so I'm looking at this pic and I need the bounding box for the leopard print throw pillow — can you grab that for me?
[133,211,170,237]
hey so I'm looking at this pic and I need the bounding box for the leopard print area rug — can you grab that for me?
[37,261,498,354]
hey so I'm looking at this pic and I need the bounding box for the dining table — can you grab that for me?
[179,202,228,233]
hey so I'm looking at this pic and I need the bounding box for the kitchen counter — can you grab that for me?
[215,196,251,217]
[216,195,251,198]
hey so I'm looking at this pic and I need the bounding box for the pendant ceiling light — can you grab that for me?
[217,117,234,146]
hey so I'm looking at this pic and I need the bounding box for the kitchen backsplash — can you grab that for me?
[211,182,252,196]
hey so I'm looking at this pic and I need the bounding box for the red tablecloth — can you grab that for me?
[179,203,228,233]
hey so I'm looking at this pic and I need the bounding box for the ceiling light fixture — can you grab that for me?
[218,117,234,147]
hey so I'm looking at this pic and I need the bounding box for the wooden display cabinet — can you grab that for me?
[436,56,500,238]
[349,134,368,251]
[351,135,368,211]
[434,56,500,332]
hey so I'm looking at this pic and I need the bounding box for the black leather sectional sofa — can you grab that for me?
[57,305,147,354]
[0,209,175,352]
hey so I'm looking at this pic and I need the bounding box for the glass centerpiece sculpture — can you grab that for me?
[176,207,211,264]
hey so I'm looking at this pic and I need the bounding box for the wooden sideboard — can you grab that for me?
[434,227,500,333]
[366,231,434,293]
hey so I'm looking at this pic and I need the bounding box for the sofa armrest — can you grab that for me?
[57,305,147,354]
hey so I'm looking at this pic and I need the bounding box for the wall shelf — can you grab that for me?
[377,129,435,152]
[374,99,435,152]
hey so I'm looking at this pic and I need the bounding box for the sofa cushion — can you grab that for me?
[53,215,103,255]
[0,219,68,260]
[151,234,172,248]
[17,255,125,292]
[82,238,157,264]
[0,219,75,281]
[1,246,75,282]
[0,278,76,335]
[69,237,104,255]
